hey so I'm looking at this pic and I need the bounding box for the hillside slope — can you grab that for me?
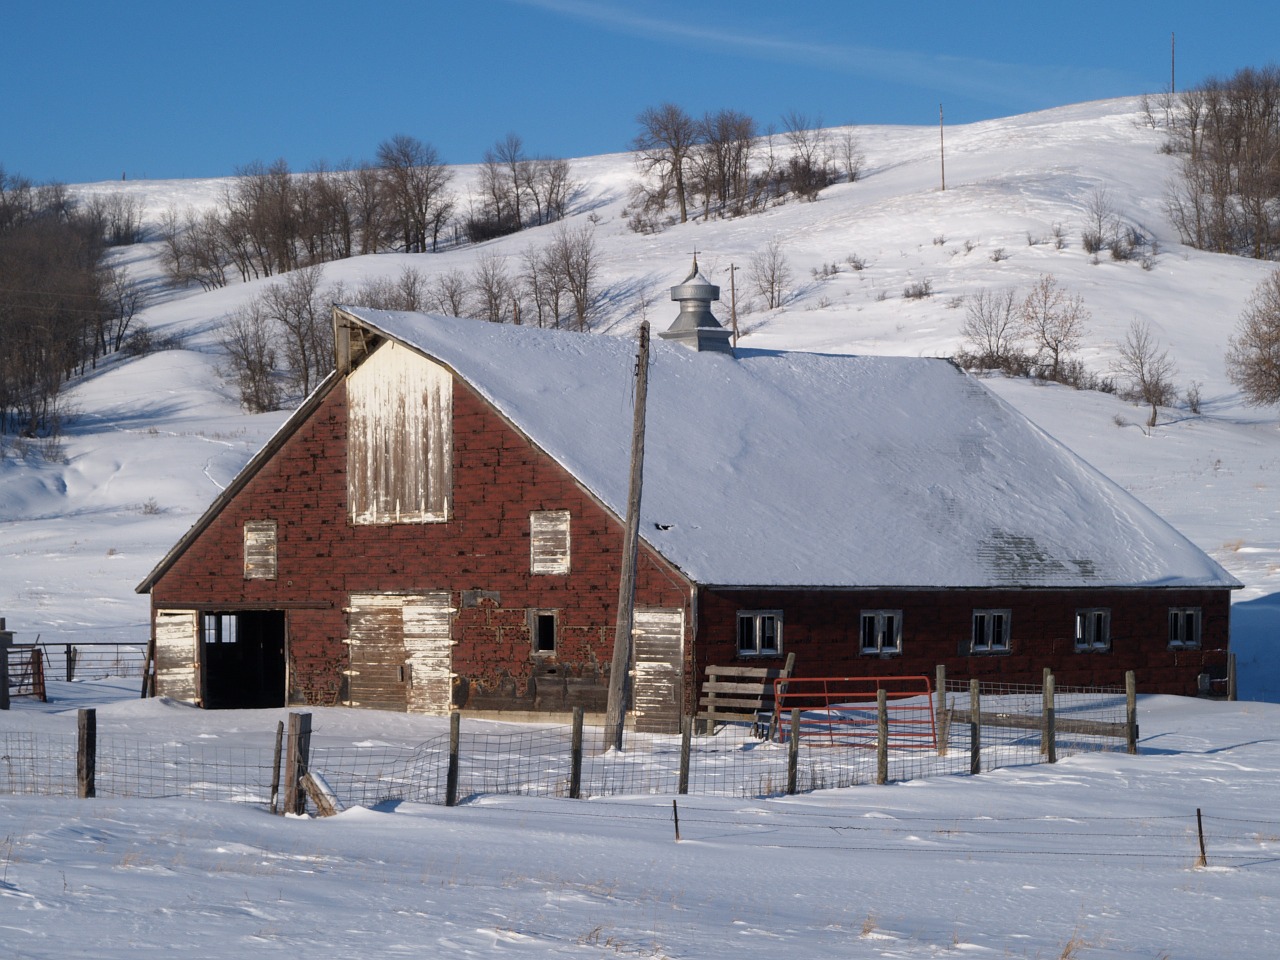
[3,96,1278,694]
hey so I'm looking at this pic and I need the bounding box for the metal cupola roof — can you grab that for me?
[658,256,734,355]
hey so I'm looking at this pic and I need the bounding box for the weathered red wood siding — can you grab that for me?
[149,375,691,711]
[697,587,1231,696]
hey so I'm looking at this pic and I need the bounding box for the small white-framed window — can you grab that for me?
[972,609,1011,653]
[860,610,902,656]
[737,610,782,657]
[1075,608,1111,652]
[530,609,558,656]
[201,613,237,645]
[243,520,277,580]
[1169,607,1202,649]
[530,510,571,575]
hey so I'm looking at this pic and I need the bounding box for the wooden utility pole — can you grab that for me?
[939,104,946,192]
[729,264,740,348]
[1171,32,1176,95]
[605,322,652,751]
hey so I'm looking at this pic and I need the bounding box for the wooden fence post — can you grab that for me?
[786,708,800,795]
[570,707,584,800]
[270,720,284,814]
[1126,670,1138,755]
[1043,671,1057,764]
[935,665,947,757]
[0,627,10,711]
[678,715,692,796]
[446,710,461,807]
[876,689,889,785]
[77,708,96,799]
[969,679,981,776]
[283,712,312,815]
[1227,654,1237,702]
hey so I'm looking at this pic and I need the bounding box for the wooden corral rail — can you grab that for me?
[697,652,794,735]
[945,707,1126,739]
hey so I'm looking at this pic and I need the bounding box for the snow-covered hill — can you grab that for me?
[4,96,1279,694]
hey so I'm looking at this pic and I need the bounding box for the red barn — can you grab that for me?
[136,272,1238,730]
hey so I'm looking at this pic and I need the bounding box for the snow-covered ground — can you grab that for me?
[3,95,1280,957]
[2,680,1279,958]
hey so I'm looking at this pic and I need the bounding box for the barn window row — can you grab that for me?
[733,606,1204,658]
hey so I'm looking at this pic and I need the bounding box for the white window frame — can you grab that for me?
[530,510,571,575]
[1168,607,1202,649]
[737,610,783,657]
[530,609,558,656]
[860,610,903,656]
[971,609,1011,654]
[1075,608,1111,652]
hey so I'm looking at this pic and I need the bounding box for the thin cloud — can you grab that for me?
[504,0,1131,110]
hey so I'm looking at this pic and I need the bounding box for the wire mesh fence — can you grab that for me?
[0,679,1131,809]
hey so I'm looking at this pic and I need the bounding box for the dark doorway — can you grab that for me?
[201,610,287,709]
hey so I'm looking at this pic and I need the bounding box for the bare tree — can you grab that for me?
[221,300,281,413]
[1081,186,1119,254]
[376,134,455,252]
[547,223,600,331]
[470,251,515,323]
[431,268,470,317]
[782,111,832,201]
[103,265,148,352]
[1021,274,1089,380]
[837,129,865,183]
[749,236,792,309]
[1226,267,1280,407]
[959,287,1025,368]
[1166,66,1280,260]
[633,103,699,223]
[260,264,332,396]
[1114,319,1178,425]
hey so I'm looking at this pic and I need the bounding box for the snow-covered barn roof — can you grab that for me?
[341,307,1239,591]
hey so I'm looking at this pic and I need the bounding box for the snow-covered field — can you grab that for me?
[3,96,1280,956]
[2,680,1279,958]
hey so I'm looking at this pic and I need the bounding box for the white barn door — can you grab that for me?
[633,607,684,734]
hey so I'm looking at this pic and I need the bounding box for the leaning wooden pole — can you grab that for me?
[605,322,651,751]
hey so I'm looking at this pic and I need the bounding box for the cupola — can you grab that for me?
[658,257,734,355]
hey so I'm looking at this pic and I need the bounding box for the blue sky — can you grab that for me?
[5,0,1278,184]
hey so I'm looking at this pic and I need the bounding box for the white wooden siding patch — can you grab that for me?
[243,520,278,580]
[347,341,452,525]
[530,510,571,574]
[403,592,455,715]
[633,607,684,733]
[154,609,199,703]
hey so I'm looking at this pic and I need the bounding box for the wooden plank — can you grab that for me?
[701,680,781,695]
[701,701,768,716]
[706,670,783,686]
[947,709,1125,738]
[154,609,199,703]
[633,608,683,734]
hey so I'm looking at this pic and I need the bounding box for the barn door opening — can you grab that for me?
[201,610,287,709]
